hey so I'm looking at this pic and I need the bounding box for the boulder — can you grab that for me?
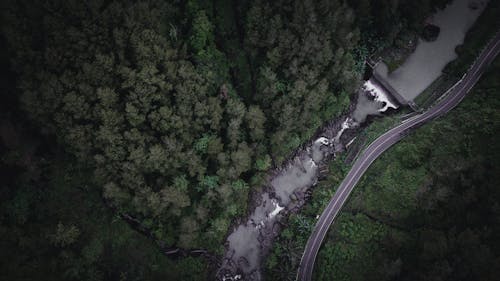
[422,24,440,42]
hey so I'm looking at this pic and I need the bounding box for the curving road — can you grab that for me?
[297,30,500,281]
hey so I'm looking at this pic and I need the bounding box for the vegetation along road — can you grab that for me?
[297,30,500,281]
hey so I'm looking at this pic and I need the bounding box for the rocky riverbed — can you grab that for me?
[217,79,399,281]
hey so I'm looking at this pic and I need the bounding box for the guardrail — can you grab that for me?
[427,30,500,108]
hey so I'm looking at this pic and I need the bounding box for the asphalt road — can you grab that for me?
[297,30,500,281]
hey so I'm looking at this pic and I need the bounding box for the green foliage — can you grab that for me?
[232,179,249,191]
[2,0,479,280]
[194,134,214,154]
[245,105,266,141]
[350,0,451,51]
[0,153,208,281]
[2,0,265,253]
[49,223,81,247]
[246,0,362,163]
[189,10,213,53]
[255,154,272,171]
[173,175,189,191]
[199,175,219,191]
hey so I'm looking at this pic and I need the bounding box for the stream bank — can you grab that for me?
[217,79,399,281]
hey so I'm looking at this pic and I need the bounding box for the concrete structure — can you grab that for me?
[364,59,420,112]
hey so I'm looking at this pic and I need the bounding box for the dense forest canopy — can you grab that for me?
[1,0,364,252]
[0,0,483,280]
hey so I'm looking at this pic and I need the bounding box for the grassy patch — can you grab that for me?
[384,57,406,74]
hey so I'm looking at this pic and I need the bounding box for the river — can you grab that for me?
[218,80,396,280]
[374,0,487,101]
